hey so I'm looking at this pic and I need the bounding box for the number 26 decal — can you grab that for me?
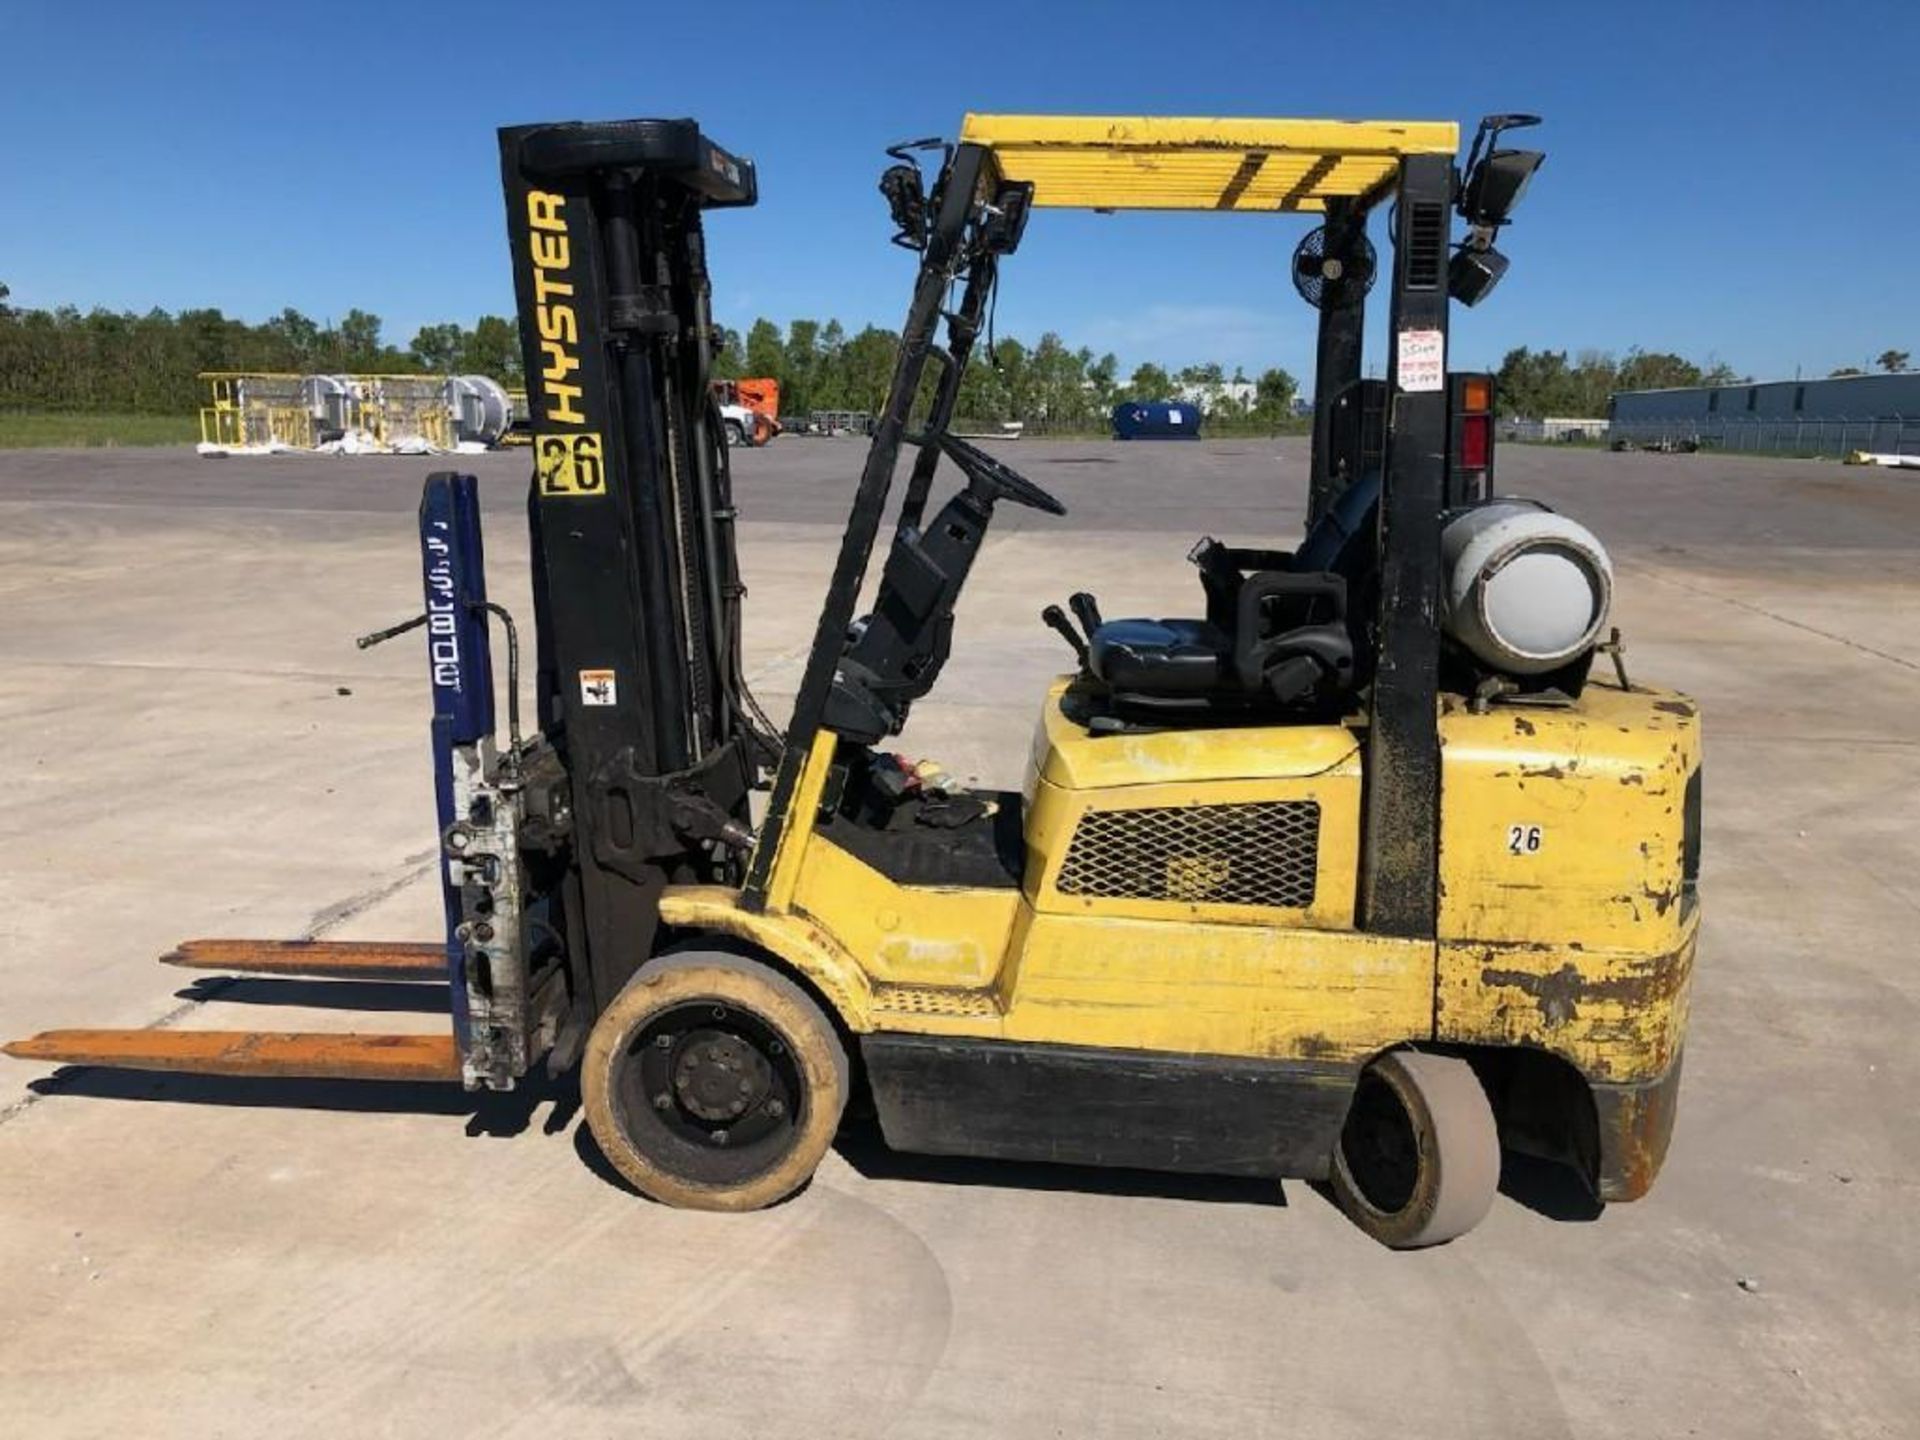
[1507,824,1543,855]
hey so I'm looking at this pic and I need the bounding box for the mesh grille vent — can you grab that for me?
[871,984,1000,1018]
[1056,802,1320,909]
[1406,200,1446,289]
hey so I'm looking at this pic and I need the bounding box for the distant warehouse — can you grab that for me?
[1610,372,1920,456]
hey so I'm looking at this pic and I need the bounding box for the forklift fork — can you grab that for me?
[4,474,500,1089]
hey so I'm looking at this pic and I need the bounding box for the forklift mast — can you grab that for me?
[496,119,770,1058]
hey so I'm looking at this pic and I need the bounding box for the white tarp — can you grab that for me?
[1844,450,1920,469]
[198,433,492,459]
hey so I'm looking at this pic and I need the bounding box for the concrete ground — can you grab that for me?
[0,438,1915,1438]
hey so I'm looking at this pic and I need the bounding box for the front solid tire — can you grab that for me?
[582,950,850,1212]
[1330,1050,1500,1248]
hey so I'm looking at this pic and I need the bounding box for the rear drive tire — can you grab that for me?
[582,950,849,1211]
[722,419,746,448]
[1331,1050,1500,1248]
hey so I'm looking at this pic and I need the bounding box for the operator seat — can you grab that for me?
[1074,475,1382,710]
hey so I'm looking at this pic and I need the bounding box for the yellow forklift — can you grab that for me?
[8,113,1699,1248]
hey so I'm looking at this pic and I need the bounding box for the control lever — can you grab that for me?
[1041,604,1090,668]
[1068,591,1104,638]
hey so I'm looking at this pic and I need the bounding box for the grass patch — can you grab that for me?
[0,411,199,448]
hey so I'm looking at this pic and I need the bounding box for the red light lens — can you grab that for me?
[1460,414,1490,469]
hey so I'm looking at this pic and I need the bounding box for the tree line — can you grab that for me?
[722,315,1300,429]
[0,284,521,416]
[0,282,1296,430]
[1495,345,1915,419]
[9,276,1902,427]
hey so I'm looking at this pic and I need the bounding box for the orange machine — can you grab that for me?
[713,377,781,445]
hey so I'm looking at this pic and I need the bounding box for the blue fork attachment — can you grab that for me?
[418,471,495,1059]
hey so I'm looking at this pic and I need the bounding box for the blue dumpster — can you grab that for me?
[1111,400,1202,439]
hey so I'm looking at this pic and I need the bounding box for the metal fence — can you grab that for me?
[1605,414,1920,459]
[1504,418,1610,443]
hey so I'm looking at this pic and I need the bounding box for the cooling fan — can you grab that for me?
[1291,225,1377,311]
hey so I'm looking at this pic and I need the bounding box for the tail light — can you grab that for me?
[1460,414,1491,469]
[1448,372,1496,504]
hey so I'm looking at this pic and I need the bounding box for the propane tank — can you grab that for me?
[1440,499,1612,675]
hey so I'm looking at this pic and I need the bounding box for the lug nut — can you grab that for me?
[655,1034,674,1050]
[765,1099,784,1118]
[653,1093,673,1111]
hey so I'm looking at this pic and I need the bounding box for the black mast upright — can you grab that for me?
[1360,152,1453,939]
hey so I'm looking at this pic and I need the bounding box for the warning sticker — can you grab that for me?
[1396,328,1445,393]
[579,669,617,707]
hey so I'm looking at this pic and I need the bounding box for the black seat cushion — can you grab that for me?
[1089,618,1231,694]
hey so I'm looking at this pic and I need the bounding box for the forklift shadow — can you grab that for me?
[568,1118,1290,1209]
[829,1116,1289,1208]
[25,1063,582,1141]
[1496,1152,1604,1223]
[173,977,453,1015]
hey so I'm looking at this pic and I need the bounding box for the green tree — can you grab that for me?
[784,318,823,411]
[1253,367,1299,419]
[1127,362,1172,400]
[460,316,522,383]
[1829,366,1867,378]
[409,322,467,374]
[1086,352,1119,410]
[264,308,320,367]
[710,325,745,382]
[838,326,901,412]
[337,310,384,368]
[744,318,785,387]
[1877,349,1910,374]
[1615,349,1700,395]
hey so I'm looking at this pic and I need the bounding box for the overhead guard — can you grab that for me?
[958,114,1460,212]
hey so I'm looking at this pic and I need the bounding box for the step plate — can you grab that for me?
[3,1029,460,1081]
[161,939,447,980]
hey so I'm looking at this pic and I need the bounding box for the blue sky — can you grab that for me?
[5,0,1914,386]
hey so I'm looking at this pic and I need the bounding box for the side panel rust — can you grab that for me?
[1436,922,1696,1083]
[1437,685,1700,953]
[1593,1052,1686,1201]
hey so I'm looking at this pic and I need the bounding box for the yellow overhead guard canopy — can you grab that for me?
[959,114,1460,213]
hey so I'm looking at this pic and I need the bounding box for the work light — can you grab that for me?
[1460,148,1544,228]
[1448,246,1509,306]
[1457,113,1544,230]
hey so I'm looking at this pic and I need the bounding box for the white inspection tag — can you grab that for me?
[1397,328,1445,393]
[579,669,617,706]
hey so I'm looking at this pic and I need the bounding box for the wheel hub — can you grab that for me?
[672,1027,774,1123]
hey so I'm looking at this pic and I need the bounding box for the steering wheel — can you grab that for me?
[938,434,1067,516]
